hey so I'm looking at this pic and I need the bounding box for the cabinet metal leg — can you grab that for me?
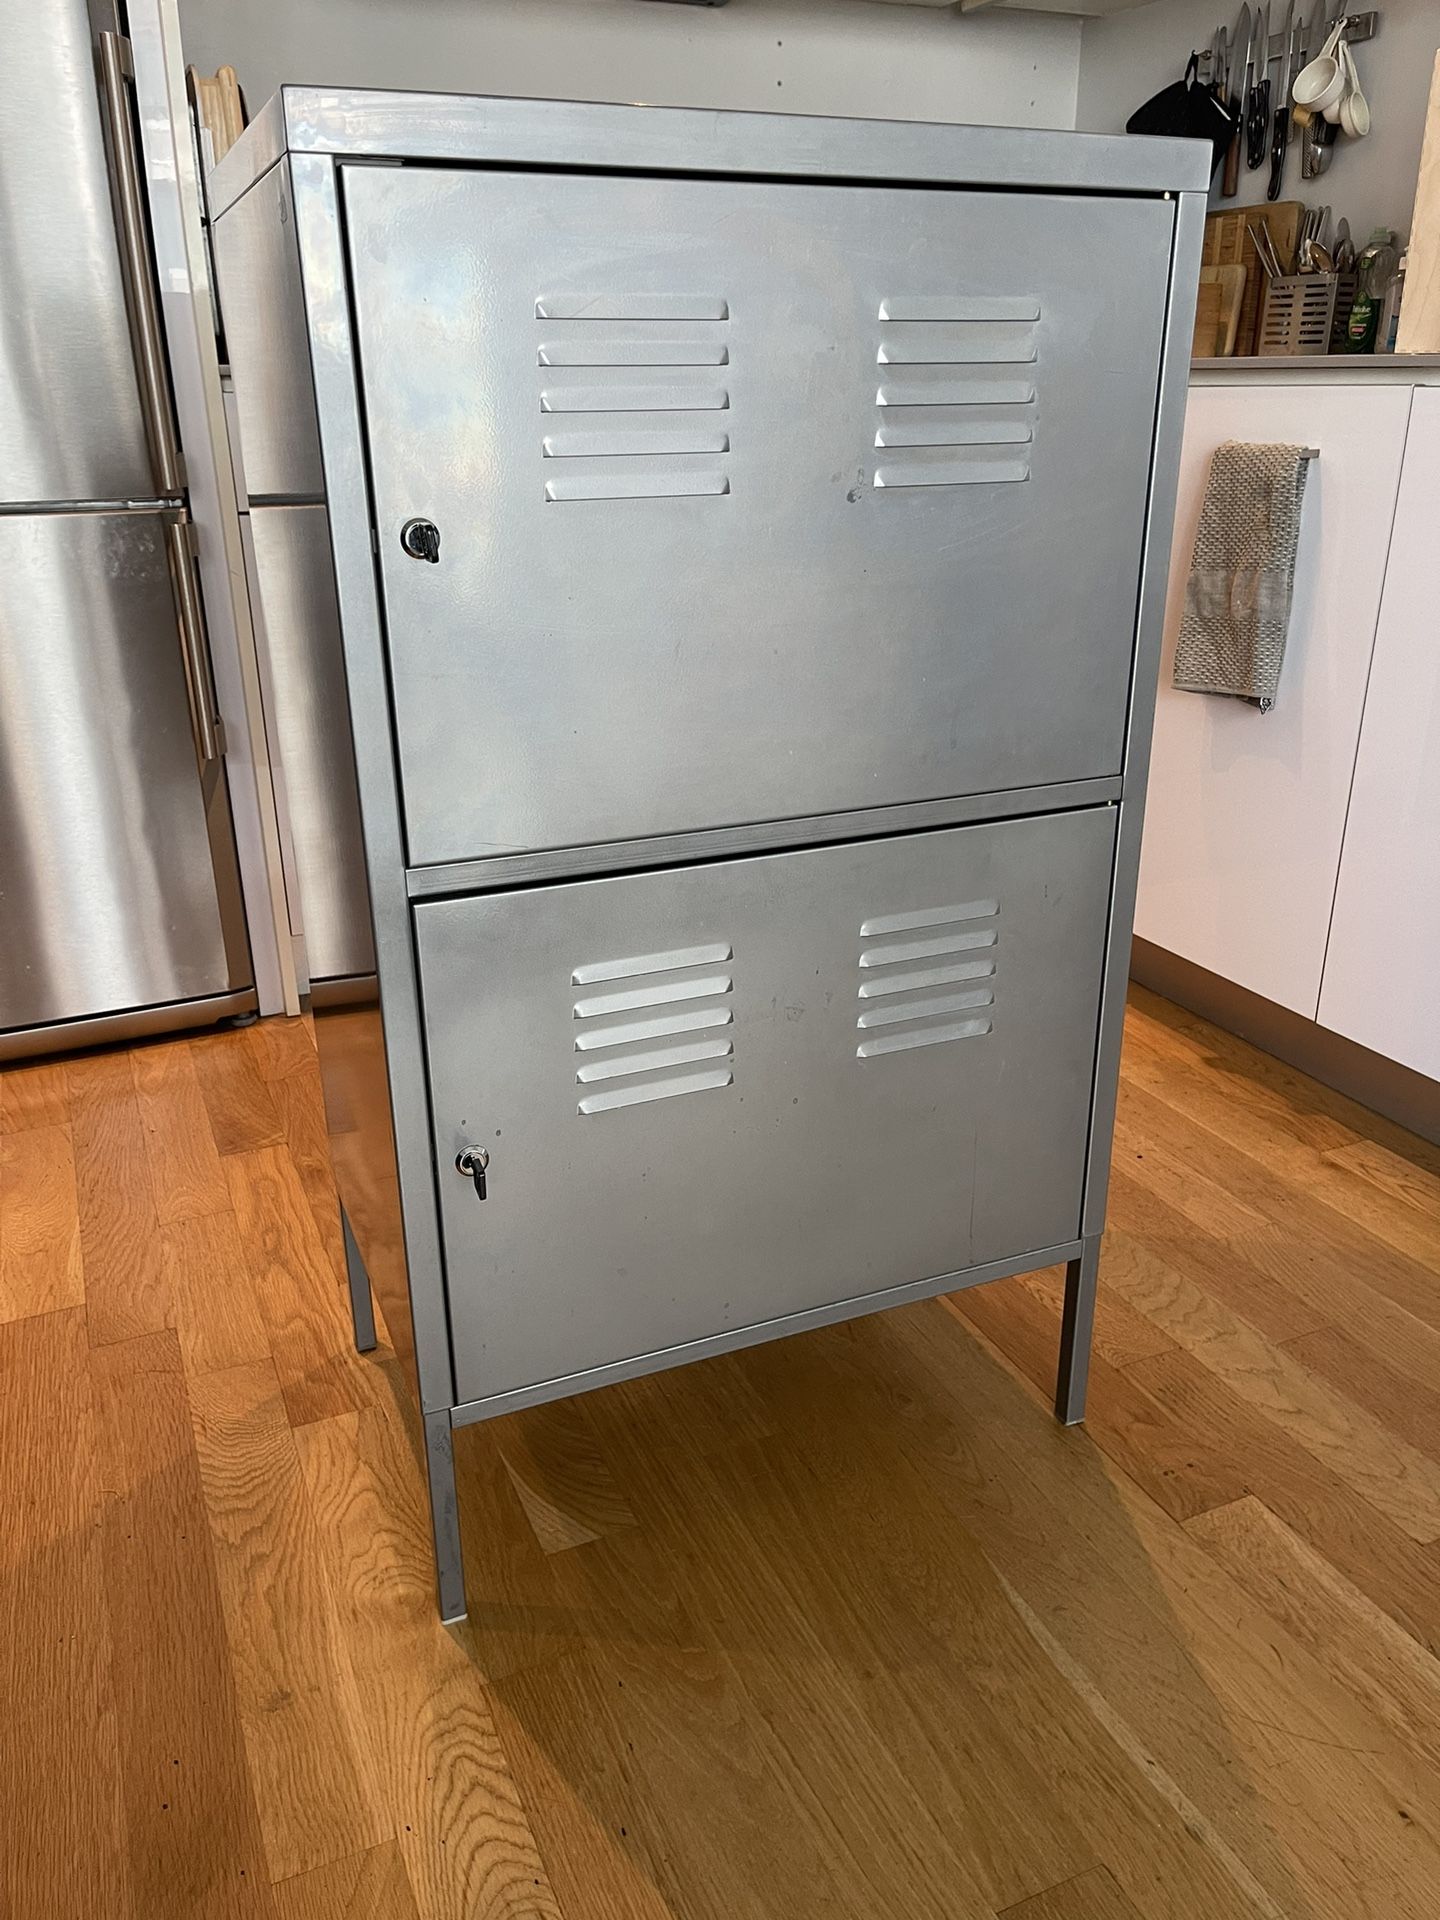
[424,1408,467,1623]
[340,1205,378,1354]
[1055,1235,1101,1426]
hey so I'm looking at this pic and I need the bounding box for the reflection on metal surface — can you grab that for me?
[545,472,729,503]
[873,300,1038,487]
[538,340,730,367]
[856,1017,992,1058]
[879,297,1041,323]
[579,1067,734,1116]
[0,0,154,503]
[572,941,733,984]
[854,897,1001,1058]
[0,511,234,1031]
[536,295,730,320]
[314,987,418,1390]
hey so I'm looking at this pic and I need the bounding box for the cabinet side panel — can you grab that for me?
[1318,389,1440,1080]
[212,161,326,499]
[288,151,456,1413]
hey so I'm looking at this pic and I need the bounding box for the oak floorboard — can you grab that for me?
[0,1056,69,1130]
[1283,1322,1440,1464]
[0,1308,131,1920]
[4,995,1440,1918]
[949,1273,1248,1523]
[133,1039,232,1225]
[1128,1348,1440,1659]
[1098,1216,1440,1542]
[0,1121,84,1322]
[1188,1496,1440,1776]
[224,1145,379,1427]
[188,1360,386,1881]
[67,1051,171,1346]
[295,1402,563,1920]
[192,1030,287,1156]
[884,1306,1440,1920]
[270,1842,420,1920]
[91,1328,275,1918]
[1000,1866,1146,1920]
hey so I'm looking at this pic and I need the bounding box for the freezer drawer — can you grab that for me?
[416,808,1115,1408]
[0,510,240,1031]
[346,166,1172,868]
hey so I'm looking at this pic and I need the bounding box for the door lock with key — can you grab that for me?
[455,1145,489,1200]
[401,517,440,563]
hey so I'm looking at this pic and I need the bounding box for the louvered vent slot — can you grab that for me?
[873,297,1038,490]
[537,297,732,503]
[854,899,997,1059]
[573,940,735,1115]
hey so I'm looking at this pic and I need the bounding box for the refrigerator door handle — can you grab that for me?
[98,31,184,499]
[165,517,223,765]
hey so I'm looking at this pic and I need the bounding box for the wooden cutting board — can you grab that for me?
[1204,203,1304,355]
[1193,264,1248,358]
[1397,52,1440,352]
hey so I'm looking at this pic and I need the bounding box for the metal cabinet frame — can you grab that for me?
[212,91,1205,1622]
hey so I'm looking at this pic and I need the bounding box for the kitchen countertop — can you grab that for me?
[1192,353,1440,383]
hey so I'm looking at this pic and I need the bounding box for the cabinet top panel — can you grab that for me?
[210,86,1210,218]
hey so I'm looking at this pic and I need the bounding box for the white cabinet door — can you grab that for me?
[1135,383,1412,1017]
[1318,389,1440,1078]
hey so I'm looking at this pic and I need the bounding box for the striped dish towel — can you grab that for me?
[1172,442,1313,713]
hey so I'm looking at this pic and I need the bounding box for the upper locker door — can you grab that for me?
[344,167,1173,868]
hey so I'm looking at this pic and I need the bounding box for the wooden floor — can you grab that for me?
[4,988,1440,1919]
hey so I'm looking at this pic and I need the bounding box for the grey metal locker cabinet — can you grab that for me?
[211,89,1206,1622]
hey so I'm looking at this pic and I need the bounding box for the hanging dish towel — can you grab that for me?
[1172,442,1313,712]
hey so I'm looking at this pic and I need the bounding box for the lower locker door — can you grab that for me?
[416,809,1115,1408]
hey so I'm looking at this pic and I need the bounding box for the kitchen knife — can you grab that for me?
[1267,2,1297,201]
[1247,2,1270,168]
[1222,3,1251,197]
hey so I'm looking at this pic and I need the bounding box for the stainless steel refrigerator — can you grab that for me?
[0,0,253,1059]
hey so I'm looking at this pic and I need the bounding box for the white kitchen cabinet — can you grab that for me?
[1135,382,1413,1017]
[1317,389,1440,1080]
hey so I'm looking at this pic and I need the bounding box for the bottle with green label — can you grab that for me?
[1345,229,1398,354]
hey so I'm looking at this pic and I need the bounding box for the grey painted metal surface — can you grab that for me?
[215,90,1205,1616]
[210,86,1211,218]
[405,779,1124,899]
[0,0,155,504]
[1056,1235,1102,1425]
[348,166,1172,865]
[0,510,241,1036]
[211,162,326,500]
[452,1237,1086,1427]
[246,505,373,980]
[419,812,1114,1406]
[1080,186,1205,1240]
[286,151,457,1415]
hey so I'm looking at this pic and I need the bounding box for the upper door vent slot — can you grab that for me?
[873,298,1038,490]
[536,298,732,503]
[573,940,735,1114]
[855,899,997,1059]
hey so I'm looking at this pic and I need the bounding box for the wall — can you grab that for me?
[1077,0,1436,244]
[178,0,1081,132]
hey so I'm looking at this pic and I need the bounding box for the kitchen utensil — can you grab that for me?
[1193,263,1248,356]
[1222,4,1250,196]
[1247,2,1271,167]
[1293,20,1345,118]
[1334,217,1354,271]
[1339,40,1370,137]
[1205,201,1303,351]
[1259,270,1342,352]
[1126,53,1235,176]
[1268,2,1298,200]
